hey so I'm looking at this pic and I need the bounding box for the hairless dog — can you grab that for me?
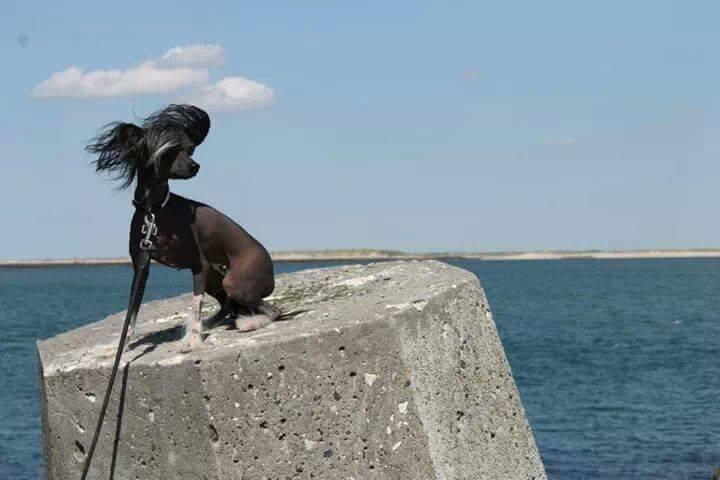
[87,104,279,352]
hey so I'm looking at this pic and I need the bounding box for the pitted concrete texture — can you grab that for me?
[37,260,547,480]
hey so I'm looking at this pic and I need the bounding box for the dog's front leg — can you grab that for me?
[180,267,208,353]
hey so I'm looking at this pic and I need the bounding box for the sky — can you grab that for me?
[1,1,719,258]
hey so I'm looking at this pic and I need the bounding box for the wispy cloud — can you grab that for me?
[158,44,225,69]
[31,44,274,111]
[185,77,275,111]
[32,62,208,99]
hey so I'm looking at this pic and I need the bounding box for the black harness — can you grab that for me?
[80,201,159,480]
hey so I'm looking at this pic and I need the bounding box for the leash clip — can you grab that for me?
[139,213,158,250]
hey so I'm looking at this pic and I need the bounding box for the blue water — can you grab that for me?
[2,259,719,479]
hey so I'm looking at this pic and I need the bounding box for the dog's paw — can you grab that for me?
[203,310,231,330]
[235,314,272,332]
[179,332,204,353]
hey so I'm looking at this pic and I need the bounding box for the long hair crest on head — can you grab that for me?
[142,104,210,146]
[86,122,145,189]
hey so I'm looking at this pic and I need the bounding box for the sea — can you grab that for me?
[1,258,719,479]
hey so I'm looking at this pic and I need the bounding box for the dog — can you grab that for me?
[87,104,279,352]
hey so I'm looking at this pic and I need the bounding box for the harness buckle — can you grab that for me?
[139,213,158,251]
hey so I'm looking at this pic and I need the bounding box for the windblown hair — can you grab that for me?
[86,104,211,189]
[86,122,145,189]
[142,104,210,145]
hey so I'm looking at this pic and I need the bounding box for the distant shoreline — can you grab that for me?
[3,249,720,267]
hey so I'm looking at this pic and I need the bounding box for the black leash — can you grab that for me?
[80,210,157,480]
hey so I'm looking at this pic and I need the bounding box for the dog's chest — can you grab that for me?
[151,228,192,269]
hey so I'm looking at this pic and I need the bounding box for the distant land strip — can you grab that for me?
[4,249,720,267]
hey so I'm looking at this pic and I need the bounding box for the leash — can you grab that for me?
[80,209,158,480]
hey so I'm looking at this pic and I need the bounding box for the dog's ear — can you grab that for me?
[86,122,145,189]
[143,104,210,146]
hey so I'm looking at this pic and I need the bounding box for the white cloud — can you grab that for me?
[159,44,225,68]
[30,44,274,110]
[186,77,275,111]
[32,62,208,99]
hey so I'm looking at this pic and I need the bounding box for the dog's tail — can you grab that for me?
[277,308,309,321]
[258,300,307,322]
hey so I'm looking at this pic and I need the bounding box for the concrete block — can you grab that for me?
[37,260,546,479]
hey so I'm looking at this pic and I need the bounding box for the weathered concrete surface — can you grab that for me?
[38,260,546,480]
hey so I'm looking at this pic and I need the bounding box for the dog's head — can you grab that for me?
[86,104,210,188]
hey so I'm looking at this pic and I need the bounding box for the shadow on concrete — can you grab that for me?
[127,325,184,351]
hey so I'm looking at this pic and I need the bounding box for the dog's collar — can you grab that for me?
[160,188,171,208]
[132,188,171,211]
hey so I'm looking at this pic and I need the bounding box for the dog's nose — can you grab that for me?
[192,163,200,173]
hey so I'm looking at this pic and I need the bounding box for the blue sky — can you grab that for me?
[1,1,719,258]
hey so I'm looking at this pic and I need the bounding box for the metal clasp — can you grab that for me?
[139,213,158,250]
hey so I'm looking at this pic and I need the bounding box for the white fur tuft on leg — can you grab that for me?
[234,314,272,332]
[180,294,205,352]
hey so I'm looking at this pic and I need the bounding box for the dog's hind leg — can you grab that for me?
[203,268,235,330]
[232,300,281,332]
[233,308,273,332]
[257,300,281,322]
[222,272,277,333]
